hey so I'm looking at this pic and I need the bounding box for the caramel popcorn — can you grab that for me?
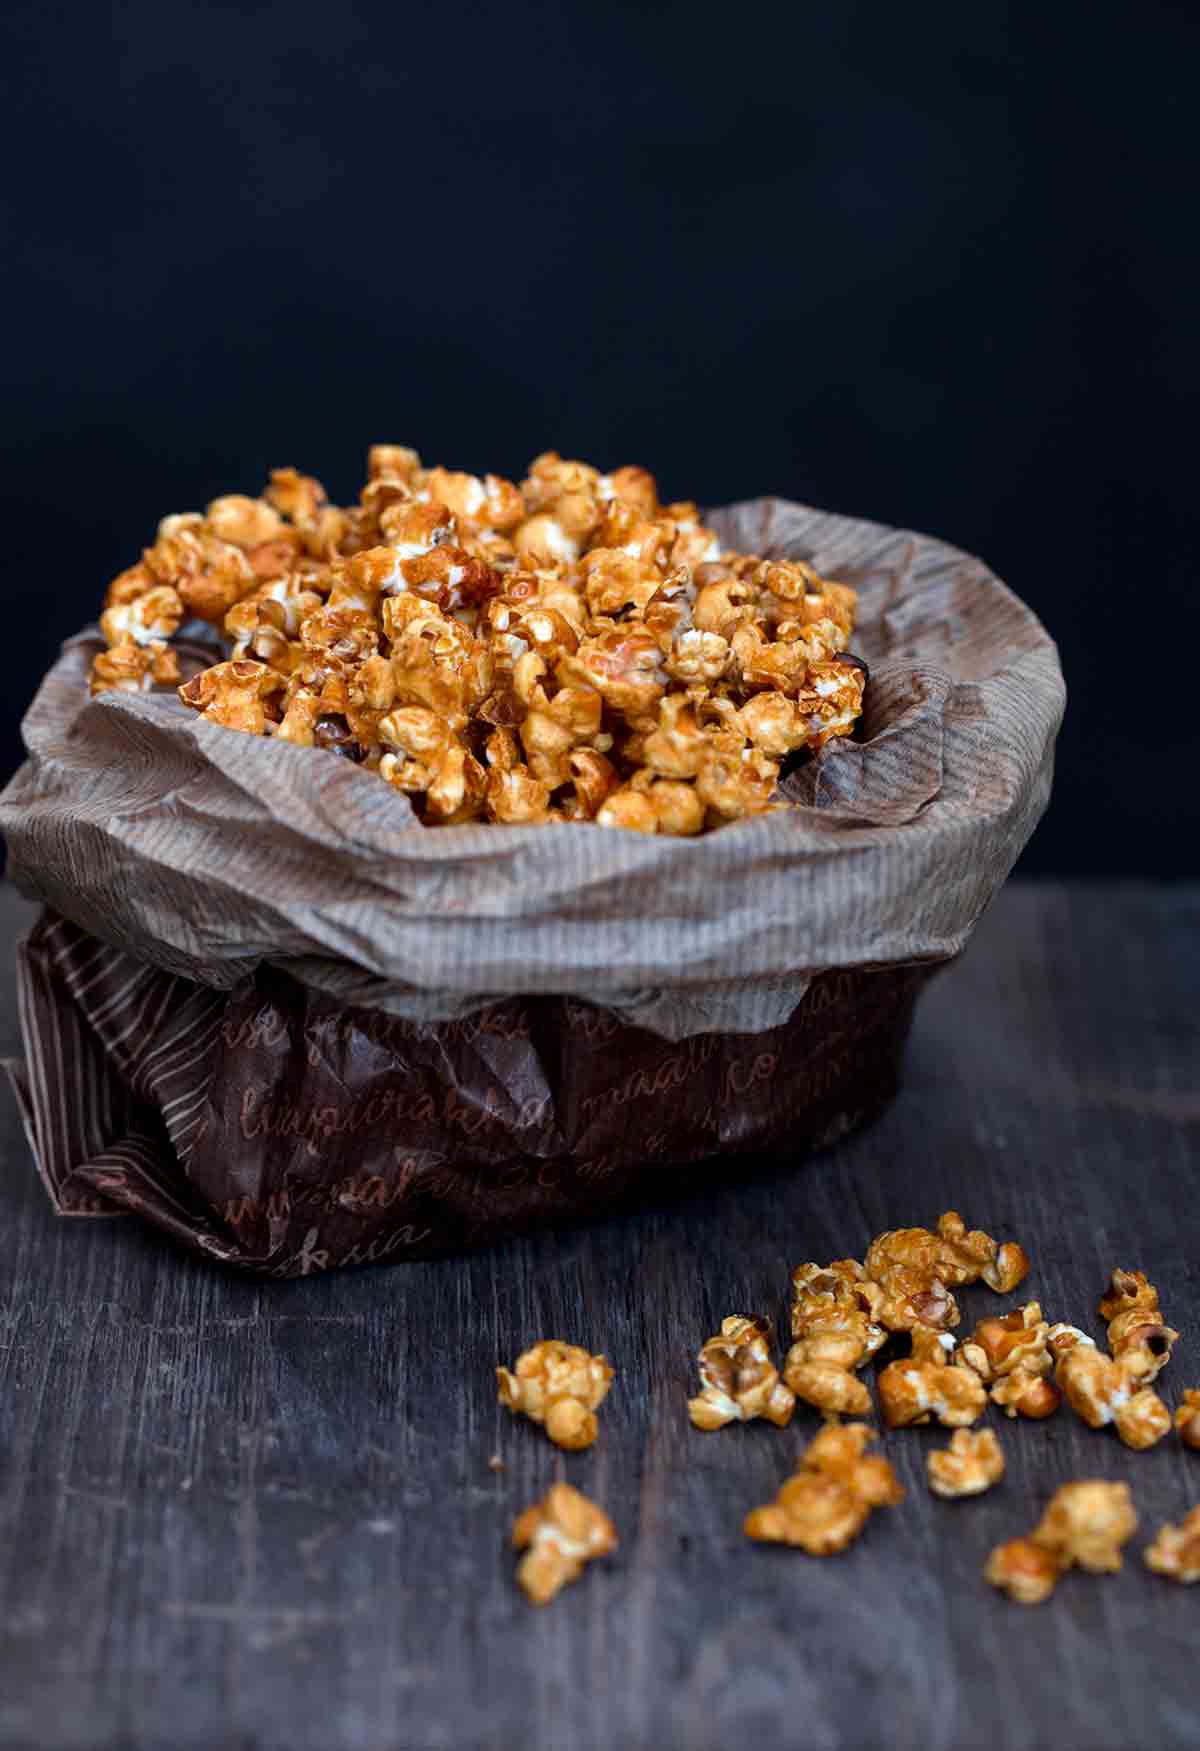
[1144,1507,1200,1584]
[984,1538,1062,1605]
[1098,1268,1178,1383]
[89,446,867,830]
[89,641,181,697]
[986,1481,1137,1605]
[862,1211,1028,1336]
[512,1482,618,1605]
[1033,1480,1138,1572]
[989,1371,1062,1420]
[1176,1389,1200,1450]
[688,1316,796,1431]
[497,1340,614,1450]
[957,1301,1061,1419]
[1046,1323,1097,1362]
[878,1329,988,1428]
[1056,1344,1171,1450]
[927,1428,1005,1499]
[744,1422,904,1556]
[783,1358,873,1419]
[789,1260,887,1367]
[957,1302,1050,1383]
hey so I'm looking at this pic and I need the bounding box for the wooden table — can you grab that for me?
[1,881,1197,1751]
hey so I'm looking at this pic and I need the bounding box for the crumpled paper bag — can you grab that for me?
[0,497,1064,1270]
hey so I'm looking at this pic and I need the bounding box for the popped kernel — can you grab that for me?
[687,1316,795,1431]
[789,1260,887,1369]
[744,1422,903,1556]
[927,1428,1005,1499]
[497,1340,614,1451]
[878,1330,989,1429]
[1056,1344,1171,1450]
[783,1357,873,1419]
[1099,1269,1178,1383]
[512,1482,617,1605]
[1176,1389,1200,1450]
[957,1302,1060,1420]
[989,1371,1062,1420]
[89,642,181,697]
[984,1537,1062,1605]
[1144,1507,1200,1584]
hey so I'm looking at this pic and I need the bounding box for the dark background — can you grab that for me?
[2,0,1196,874]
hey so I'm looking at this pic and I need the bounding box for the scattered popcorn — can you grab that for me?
[1056,1344,1171,1450]
[1176,1390,1200,1450]
[1046,1323,1097,1362]
[862,1211,1029,1335]
[989,1371,1062,1420]
[789,1260,887,1368]
[744,1422,903,1556]
[783,1357,873,1419]
[512,1482,618,1605]
[497,1339,614,1451]
[984,1537,1062,1605]
[927,1428,1005,1498]
[1143,1507,1200,1584]
[687,1316,795,1431]
[958,1302,1061,1419]
[1034,1480,1138,1572]
[986,1481,1137,1605]
[957,1302,1051,1384]
[1098,1269,1178,1383]
[90,446,869,831]
[878,1329,988,1428]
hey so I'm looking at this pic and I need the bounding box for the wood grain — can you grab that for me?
[1,881,1197,1751]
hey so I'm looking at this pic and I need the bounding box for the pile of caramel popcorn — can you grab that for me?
[492,1222,1198,1607]
[87,448,869,833]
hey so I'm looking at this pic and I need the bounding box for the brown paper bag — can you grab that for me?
[0,498,1064,1271]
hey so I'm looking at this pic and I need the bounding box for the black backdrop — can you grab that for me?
[3,0,1196,875]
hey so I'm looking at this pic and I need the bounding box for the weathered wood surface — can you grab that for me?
[1,880,1197,1751]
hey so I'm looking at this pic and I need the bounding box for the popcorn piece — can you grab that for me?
[178,659,285,734]
[1032,1480,1138,1573]
[957,1302,1060,1419]
[1144,1507,1200,1584]
[989,1371,1062,1420]
[878,1330,988,1428]
[1176,1389,1200,1450]
[986,1481,1137,1605]
[789,1260,887,1368]
[984,1538,1063,1605]
[927,1428,1005,1499]
[1098,1268,1158,1323]
[512,1482,617,1605]
[783,1358,873,1419]
[744,1422,904,1556]
[206,494,286,550]
[90,641,181,697]
[1056,1345,1171,1450]
[862,1211,1028,1336]
[497,1340,614,1451]
[99,584,184,649]
[935,1210,1030,1293]
[1099,1269,1178,1383]
[957,1302,1051,1383]
[688,1316,795,1431]
[863,1226,959,1333]
[1046,1323,1097,1362]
